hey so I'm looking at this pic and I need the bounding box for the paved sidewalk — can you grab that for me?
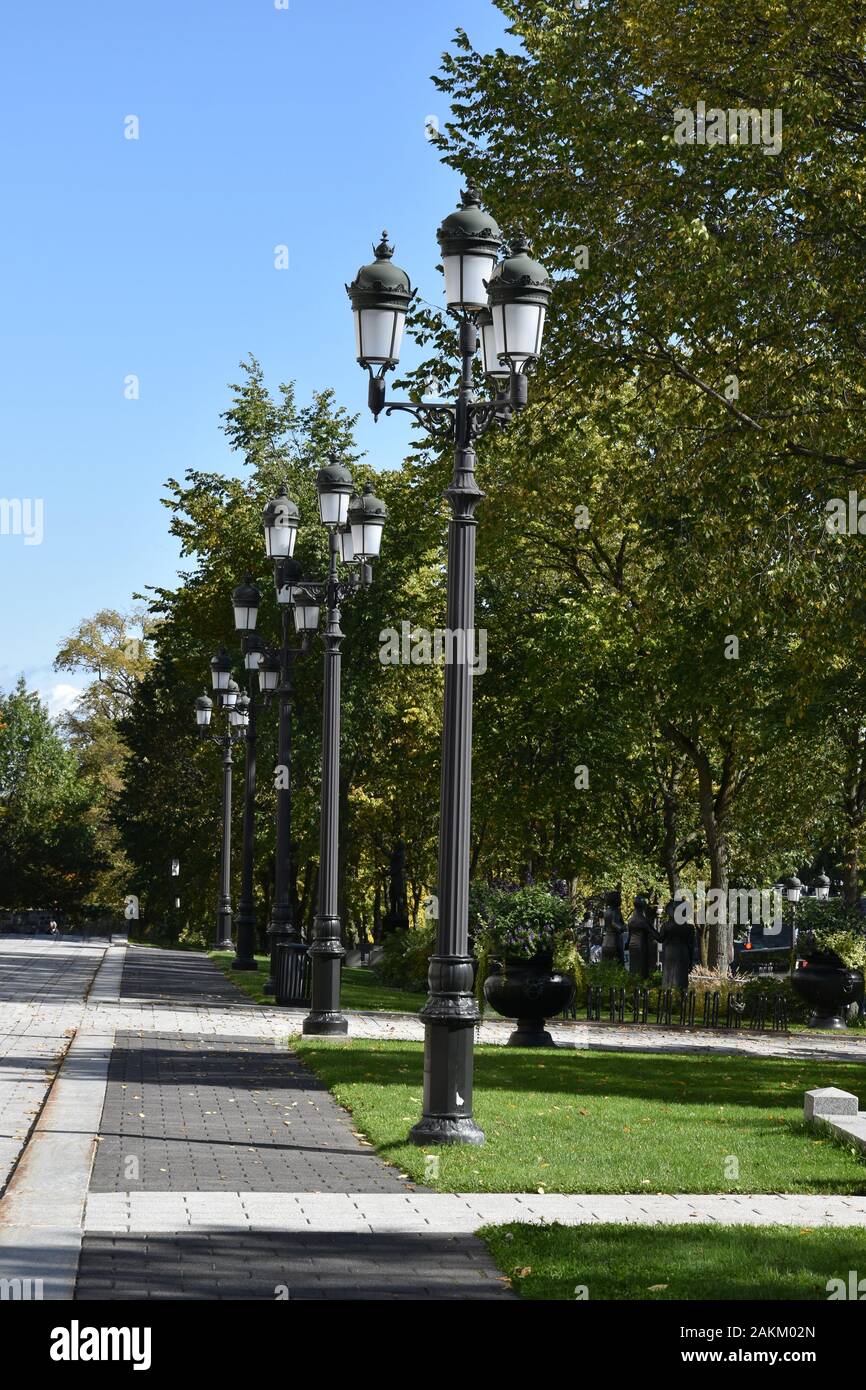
[33,943,863,1062]
[0,937,107,1192]
[89,1031,409,1193]
[76,947,509,1300]
[3,937,866,1302]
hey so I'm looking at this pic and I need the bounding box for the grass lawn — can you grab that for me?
[293,1039,866,1194]
[481,1222,866,1299]
[209,952,424,1013]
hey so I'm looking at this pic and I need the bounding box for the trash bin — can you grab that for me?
[275,939,311,1006]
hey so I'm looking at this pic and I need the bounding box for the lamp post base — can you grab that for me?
[409,1114,484,1146]
[303,917,346,1035]
[214,910,233,954]
[301,1013,349,1037]
[409,959,485,1146]
[232,956,258,971]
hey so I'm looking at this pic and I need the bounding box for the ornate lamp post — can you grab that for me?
[229,579,264,972]
[258,488,310,1001]
[197,660,247,951]
[347,187,551,1144]
[297,457,387,1036]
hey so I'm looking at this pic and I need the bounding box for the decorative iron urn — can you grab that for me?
[483,954,576,1046]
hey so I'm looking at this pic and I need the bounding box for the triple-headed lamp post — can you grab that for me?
[299,458,386,1035]
[196,662,249,951]
[227,577,269,973]
[256,484,309,999]
[257,463,386,1025]
[347,187,551,1145]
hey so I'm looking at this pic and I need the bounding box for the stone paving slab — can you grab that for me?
[83,1190,866,1233]
[89,1031,412,1194]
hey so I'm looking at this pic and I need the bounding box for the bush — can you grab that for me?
[577,959,660,1005]
[475,884,575,961]
[741,974,808,1022]
[797,898,866,970]
[373,922,435,993]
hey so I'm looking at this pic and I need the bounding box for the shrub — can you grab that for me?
[577,959,661,1005]
[797,898,866,970]
[740,974,808,1022]
[373,922,435,993]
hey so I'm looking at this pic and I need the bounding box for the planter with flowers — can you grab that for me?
[792,900,866,1030]
[475,884,578,1046]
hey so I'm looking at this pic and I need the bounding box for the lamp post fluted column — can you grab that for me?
[233,676,259,971]
[215,732,234,951]
[303,531,348,1036]
[410,322,484,1144]
[264,611,306,998]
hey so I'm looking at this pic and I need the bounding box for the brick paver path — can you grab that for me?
[77,947,510,1300]
[90,1032,408,1194]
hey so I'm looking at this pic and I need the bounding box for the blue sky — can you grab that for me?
[0,0,509,714]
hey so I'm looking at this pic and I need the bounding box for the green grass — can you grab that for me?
[481,1222,866,1299]
[293,1039,866,1194]
[209,952,424,1013]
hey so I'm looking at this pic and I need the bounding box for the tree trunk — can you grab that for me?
[661,724,739,975]
[699,775,731,973]
[843,833,860,907]
[841,725,866,907]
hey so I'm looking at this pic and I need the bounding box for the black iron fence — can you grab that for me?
[574,985,788,1032]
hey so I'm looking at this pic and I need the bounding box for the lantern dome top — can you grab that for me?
[348,482,387,524]
[436,186,502,254]
[346,233,413,307]
[486,235,552,306]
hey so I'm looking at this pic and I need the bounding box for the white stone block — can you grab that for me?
[804,1086,858,1122]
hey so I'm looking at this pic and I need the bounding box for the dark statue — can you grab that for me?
[381,839,410,937]
[626,893,660,979]
[601,889,626,964]
[660,893,695,992]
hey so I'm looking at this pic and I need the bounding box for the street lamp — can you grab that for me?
[227,591,265,973]
[348,187,551,1145]
[198,672,246,952]
[232,577,261,633]
[476,306,511,388]
[487,236,552,388]
[298,455,387,1037]
[263,485,300,559]
[785,875,803,903]
[814,872,831,902]
[258,495,313,1001]
[347,232,414,372]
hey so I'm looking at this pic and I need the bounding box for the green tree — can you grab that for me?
[0,680,103,913]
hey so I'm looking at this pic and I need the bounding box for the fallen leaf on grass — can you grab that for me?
[647,1283,668,1292]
